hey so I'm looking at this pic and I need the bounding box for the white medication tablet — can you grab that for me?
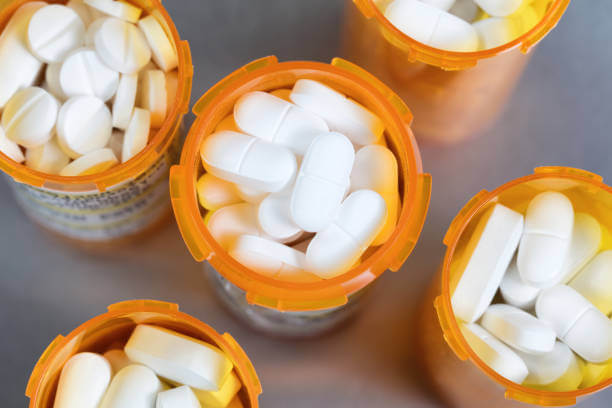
[139,69,167,128]
[157,386,201,408]
[26,138,70,174]
[197,173,242,211]
[122,108,150,163]
[138,15,178,72]
[472,17,517,49]
[422,0,456,11]
[207,203,263,249]
[449,0,480,22]
[306,189,387,279]
[384,0,480,52]
[234,91,329,155]
[103,349,132,375]
[112,73,138,129]
[57,96,112,158]
[559,213,601,284]
[474,0,524,17]
[290,132,354,232]
[200,130,297,193]
[54,352,112,408]
[193,371,242,408]
[108,129,124,158]
[3,87,58,149]
[99,364,162,408]
[570,250,612,315]
[45,62,67,100]
[59,48,119,102]
[517,341,583,391]
[0,126,24,163]
[451,204,524,323]
[460,323,528,384]
[536,285,612,363]
[481,304,556,354]
[27,5,85,63]
[517,192,573,288]
[258,192,303,243]
[351,145,400,246]
[499,260,540,310]
[290,79,384,146]
[84,0,142,23]
[236,184,268,204]
[125,325,234,391]
[59,148,118,176]
[0,2,46,109]
[94,17,151,74]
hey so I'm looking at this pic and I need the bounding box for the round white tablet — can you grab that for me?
[138,15,178,72]
[57,96,112,158]
[112,73,138,129]
[84,0,142,23]
[27,5,85,63]
[3,87,58,148]
[59,48,119,102]
[139,69,167,128]
[26,138,70,174]
[0,125,24,163]
[59,148,118,176]
[122,108,150,163]
[94,17,151,74]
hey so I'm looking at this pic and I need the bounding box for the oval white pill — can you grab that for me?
[3,87,58,149]
[138,15,178,72]
[234,91,329,155]
[99,364,162,408]
[517,191,573,288]
[139,69,167,128]
[236,184,268,204]
[112,73,138,129]
[570,250,612,315]
[197,173,242,211]
[26,138,70,174]
[27,5,85,63]
[290,132,354,232]
[122,108,150,163]
[290,79,384,146]
[306,189,387,279]
[500,259,541,310]
[59,148,118,176]
[57,96,112,158]
[85,0,142,23]
[0,125,24,163]
[536,285,612,363]
[94,17,151,74]
[103,349,132,375]
[517,341,584,390]
[125,324,234,391]
[200,130,297,193]
[59,48,119,102]
[207,203,263,249]
[157,385,201,408]
[258,192,303,242]
[474,0,524,17]
[472,17,519,49]
[54,352,112,408]
[559,213,601,284]
[451,204,524,323]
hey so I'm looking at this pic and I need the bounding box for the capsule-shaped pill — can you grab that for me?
[258,192,303,242]
[197,173,242,211]
[517,341,584,391]
[200,131,297,193]
[570,250,612,315]
[234,91,329,155]
[207,203,265,249]
[99,364,162,408]
[54,352,112,408]
[558,213,601,284]
[156,385,201,408]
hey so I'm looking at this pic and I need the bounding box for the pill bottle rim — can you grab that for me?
[171,56,431,312]
[353,0,571,70]
[26,300,262,408]
[438,168,612,405]
[0,0,193,193]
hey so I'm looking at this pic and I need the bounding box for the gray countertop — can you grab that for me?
[2,0,611,406]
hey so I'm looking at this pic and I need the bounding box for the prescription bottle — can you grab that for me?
[170,56,431,338]
[26,299,262,407]
[417,167,612,407]
[0,0,193,246]
[342,0,570,144]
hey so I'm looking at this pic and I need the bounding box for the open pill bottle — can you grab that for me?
[418,167,612,408]
[170,56,431,338]
[0,0,192,246]
[342,0,569,144]
[26,299,262,407]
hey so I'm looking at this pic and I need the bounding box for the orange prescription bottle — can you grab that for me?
[170,56,431,337]
[26,300,262,407]
[0,0,193,245]
[342,0,570,144]
[418,167,612,408]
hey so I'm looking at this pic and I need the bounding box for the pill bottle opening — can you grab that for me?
[26,300,261,408]
[0,0,192,192]
[173,57,430,311]
[438,168,612,403]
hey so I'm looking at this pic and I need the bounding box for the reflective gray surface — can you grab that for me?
[2,0,611,406]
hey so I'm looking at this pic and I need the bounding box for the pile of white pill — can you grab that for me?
[0,0,178,176]
[452,191,612,390]
[197,79,401,281]
[54,324,244,408]
[381,0,551,52]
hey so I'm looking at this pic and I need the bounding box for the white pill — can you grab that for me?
[197,173,242,211]
[54,352,112,408]
[449,0,480,22]
[536,285,612,363]
[290,79,384,146]
[200,131,297,193]
[85,17,106,46]
[517,341,583,390]
[258,192,303,242]
[481,304,556,354]
[451,204,524,323]
[559,213,601,284]
[474,0,524,16]
[99,364,162,408]
[236,184,268,204]
[103,349,132,375]
[0,125,24,163]
[26,138,70,174]
[138,15,178,72]
[234,91,329,155]
[157,386,201,408]
[192,371,242,408]
[59,48,119,102]
[570,251,612,315]
[27,5,85,63]
[517,192,573,288]
[206,203,263,249]
[122,107,150,163]
[45,62,67,100]
[125,324,234,391]
[112,73,138,129]
[290,132,354,232]
[3,87,58,149]
[57,96,112,158]
[84,0,142,23]
[460,323,528,384]
[351,145,400,246]
[108,129,124,158]
[94,17,151,74]
[67,0,100,26]
[384,0,480,52]
[0,2,46,109]
[139,69,167,128]
[59,148,118,176]
[306,190,387,279]
[500,259,541,310]
[421,0,456,11]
